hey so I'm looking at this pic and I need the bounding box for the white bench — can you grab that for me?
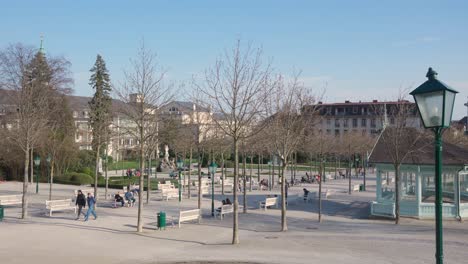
[159,183,175,190]
[161,188,179,201]
[215,204,233,219]
[176,209,201,228]
[0,195,22,206]
[46,199,76,217]
[259,197,278,210]
[352,184,360,192]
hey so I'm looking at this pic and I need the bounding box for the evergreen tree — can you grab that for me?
[88,54,112,198]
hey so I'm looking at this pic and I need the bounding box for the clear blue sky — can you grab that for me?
[1,0,467,119]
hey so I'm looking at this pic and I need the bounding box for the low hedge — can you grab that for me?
[55,172,94,186]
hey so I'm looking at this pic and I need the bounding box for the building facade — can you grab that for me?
[305,100,422,137]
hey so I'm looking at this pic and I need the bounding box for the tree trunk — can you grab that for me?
[137,128,145,233]
[197,150,203,209]
[281,162,288,231]
[94,142,101,199]
[221,152,225,196]
[395,164,401,224]
[290,153,294,183]
[188,147,192,199]
[30,147,33,185]
[249,155,253,192]
[232,139,239,244]
[257,154,261,183]
[243,153,247,213]
[348,159,352,195]
[272,155,275,189]
[147,154,151,204]
[49,160,55,200]
[21,145,30,219]
[105,144,109,200]
[318,161,323,223]
[363,152,366,191]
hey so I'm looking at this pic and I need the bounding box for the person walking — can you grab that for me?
[75,190,86,220]
[84,193,97,221]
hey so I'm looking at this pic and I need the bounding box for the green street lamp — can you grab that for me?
[410,67,458,264]
[176,157,184,202]
[209,161,218,216]
[33,156,40,194]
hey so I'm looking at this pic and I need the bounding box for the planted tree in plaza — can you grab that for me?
[374,94,425,224]
[200,40,270,244]
[115,42,173,232]
[89,54,112,199]
[0,43,72,218]
[264,73,317,230]
[44,95,76,200]
[304,126,334,223]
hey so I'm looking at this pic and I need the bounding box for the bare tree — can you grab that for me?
[114,42,174,232]
[374,92,425,224]
[199,40,270,244]
[264,73,317,230]
[0,44,72,218]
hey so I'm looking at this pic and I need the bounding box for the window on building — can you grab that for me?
[326,129,331,135]
[343,119,348,127]
[352,118,358,128]
[352,107,358,113]
[334,129,340,136]
[326,118,331,126]
[326,107,332,115]
[361,118,367,127]
[73,111,78,118]
[371,119,376,128]
[390,118,395,125]
[335,119,340,127]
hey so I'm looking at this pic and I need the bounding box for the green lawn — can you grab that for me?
[108,161,139,170]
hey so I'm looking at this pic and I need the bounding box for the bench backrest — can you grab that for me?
[0,195,21,201]
[0,195,22,205]
[221,204,233,213]
[179,209,200,220]
[162,188,178,194]
[265,197,277,206]
[46,199,73,208]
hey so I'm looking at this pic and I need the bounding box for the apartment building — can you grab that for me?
[305,100,421,137]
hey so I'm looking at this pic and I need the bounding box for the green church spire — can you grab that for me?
[39,34,45,54]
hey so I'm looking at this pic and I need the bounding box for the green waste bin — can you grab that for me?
[359,184,364,192]
[157,211,166,230]
[0,206,4,221]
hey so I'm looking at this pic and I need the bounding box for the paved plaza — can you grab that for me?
[1,175,468,264]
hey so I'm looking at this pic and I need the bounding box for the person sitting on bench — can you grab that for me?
[125,190,136,206]
[115,192,125,207]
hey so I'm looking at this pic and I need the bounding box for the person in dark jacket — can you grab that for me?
[114,192,125,207]
[75,190,86,220]
[84,193,97,221]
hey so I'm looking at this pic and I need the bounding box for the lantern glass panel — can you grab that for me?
[414,90,444,128]
[443,91,456,127]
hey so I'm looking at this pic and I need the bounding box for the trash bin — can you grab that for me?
[0,206,4,221]
[157,211,166,230]
[359,184,364,192]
